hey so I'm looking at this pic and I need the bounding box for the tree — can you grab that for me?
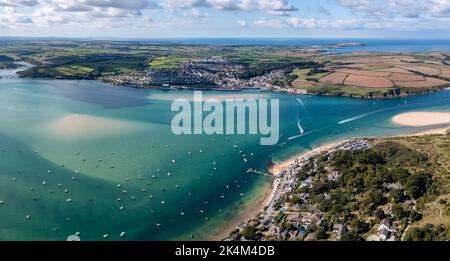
[374,209,386,220]
[405,173,431,199]
[350,219,370,234]
[393,168,410,184]
[392,203,407,219]
[390,189,406,203]
[409,210,423,222]
[340,231,363,241]
[242,225,257,240]
[315,221,331,240]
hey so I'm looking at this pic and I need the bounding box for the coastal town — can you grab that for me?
[226,134,450,241]
[99,52,450,99]
[1,39,448,99]
[100,56,291,91]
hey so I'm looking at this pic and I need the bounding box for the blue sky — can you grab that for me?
[1,0,450,38]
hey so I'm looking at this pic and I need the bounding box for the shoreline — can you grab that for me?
[211,139,348,241]
[208,181,273,241]
[392,111,450,127]
[217,125,449,241]
[267,140,347,177]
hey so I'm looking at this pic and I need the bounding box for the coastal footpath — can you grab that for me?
[226,112,450,241]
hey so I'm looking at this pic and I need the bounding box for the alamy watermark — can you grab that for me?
[171,91,280,145]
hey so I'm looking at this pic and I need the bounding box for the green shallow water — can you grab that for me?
[0,78,449,240]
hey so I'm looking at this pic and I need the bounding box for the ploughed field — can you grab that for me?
[292,52,450,96]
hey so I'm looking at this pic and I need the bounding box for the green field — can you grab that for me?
[149,56,187,69]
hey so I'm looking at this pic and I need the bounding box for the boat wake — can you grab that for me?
[296,97,305,106]
[338,109,385,125]
[297,119,305,134]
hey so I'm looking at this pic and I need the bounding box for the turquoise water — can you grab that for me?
[0,78,449,241]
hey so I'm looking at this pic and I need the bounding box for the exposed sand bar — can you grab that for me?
[51,114,148,139]
[392,112,450,127]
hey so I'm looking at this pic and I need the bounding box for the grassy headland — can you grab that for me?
[227,130,450,241]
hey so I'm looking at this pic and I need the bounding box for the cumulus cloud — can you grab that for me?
[0,7,33,25]
[0,0,38,7]
[185,8,209,19]
[238,15,450,31]
[163,0,298,15]
[336,0,450,18]
[0,0,161,29]
[429,0,450,17]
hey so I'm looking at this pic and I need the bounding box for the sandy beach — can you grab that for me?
[51,114,147,139]
[407,127,450,136]
[392,111,450,127]
[268,140,347,176]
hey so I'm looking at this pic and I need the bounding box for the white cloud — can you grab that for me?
[337,0,450,18]
[252,18,286,28]
[0,7,33,25]
[239,15,450,31]
[185,8,209,18]
[0,0,38,7]
[429,0,450,17]
[164,0,298,15]
[237,19,247,26]
[0,0,161,29]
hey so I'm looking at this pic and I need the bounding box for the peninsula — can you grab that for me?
[226,120,450,241]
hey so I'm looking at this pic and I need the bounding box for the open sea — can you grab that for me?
[137,38,450,53]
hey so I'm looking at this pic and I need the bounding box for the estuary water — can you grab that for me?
[0,78,449,240]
